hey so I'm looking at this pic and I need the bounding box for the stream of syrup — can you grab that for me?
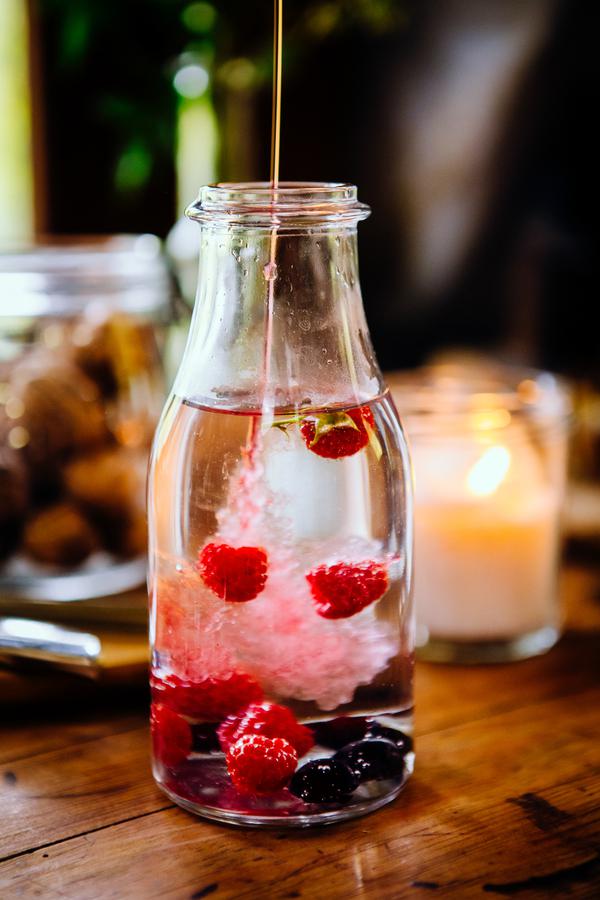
[264,1,283,412]
[248,0,283,455]
[270,0,283,188]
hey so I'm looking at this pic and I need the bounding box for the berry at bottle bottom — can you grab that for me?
[152,710,414,827]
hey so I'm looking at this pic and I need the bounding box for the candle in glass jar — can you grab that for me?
[413,437,561,642]
[391,363,569,663]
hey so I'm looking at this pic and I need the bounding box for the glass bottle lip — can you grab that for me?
[186,181,371,228]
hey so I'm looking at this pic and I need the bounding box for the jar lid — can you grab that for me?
[0,235,171,317]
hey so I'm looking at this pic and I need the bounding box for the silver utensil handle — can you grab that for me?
[0,617,101,667]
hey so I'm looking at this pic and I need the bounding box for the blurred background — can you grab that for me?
[1,0,598,376]
[0,0,600,378]
[1,0,599,617]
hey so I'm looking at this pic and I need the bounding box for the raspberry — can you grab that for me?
[151,672,263,721]
[218,702,314,756]
[226,734,298,794]
[151,703,191,768]
[306,560,388,619]
[300,406,374,459]
[197,542,268,602]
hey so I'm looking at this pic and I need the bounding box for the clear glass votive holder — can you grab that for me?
[390,361,571,664]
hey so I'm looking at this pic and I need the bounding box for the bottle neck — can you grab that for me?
[173,223,383,413]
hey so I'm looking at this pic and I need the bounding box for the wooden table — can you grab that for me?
[1,566,599,899]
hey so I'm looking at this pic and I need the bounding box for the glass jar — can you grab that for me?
[390,361,571,664]
[148,183,414,827]
[0,236,170,601]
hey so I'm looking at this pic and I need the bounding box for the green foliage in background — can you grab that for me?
[38,0,409,198]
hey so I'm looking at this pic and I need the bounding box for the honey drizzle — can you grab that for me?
[248,0,283,455]
[270,0,283,188]
[262,0,283,416]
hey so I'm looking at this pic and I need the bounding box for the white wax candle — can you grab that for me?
[412,438,561,641]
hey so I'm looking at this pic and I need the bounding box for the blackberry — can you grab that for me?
[365,723,413,755]
[312,716,368,750]
[288,758,359,803]
[335,738,404,782]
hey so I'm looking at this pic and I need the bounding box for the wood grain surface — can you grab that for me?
[0,566,599,899]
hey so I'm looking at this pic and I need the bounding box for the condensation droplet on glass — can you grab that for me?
[299,317,311,333]
[263,261,277,281]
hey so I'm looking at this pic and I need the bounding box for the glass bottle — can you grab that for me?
[148,183,414,826]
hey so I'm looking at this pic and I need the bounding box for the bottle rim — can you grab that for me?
[186,181,371,227]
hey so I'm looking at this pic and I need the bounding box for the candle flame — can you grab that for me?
[470,408,511,431]
[466,446,511,497]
